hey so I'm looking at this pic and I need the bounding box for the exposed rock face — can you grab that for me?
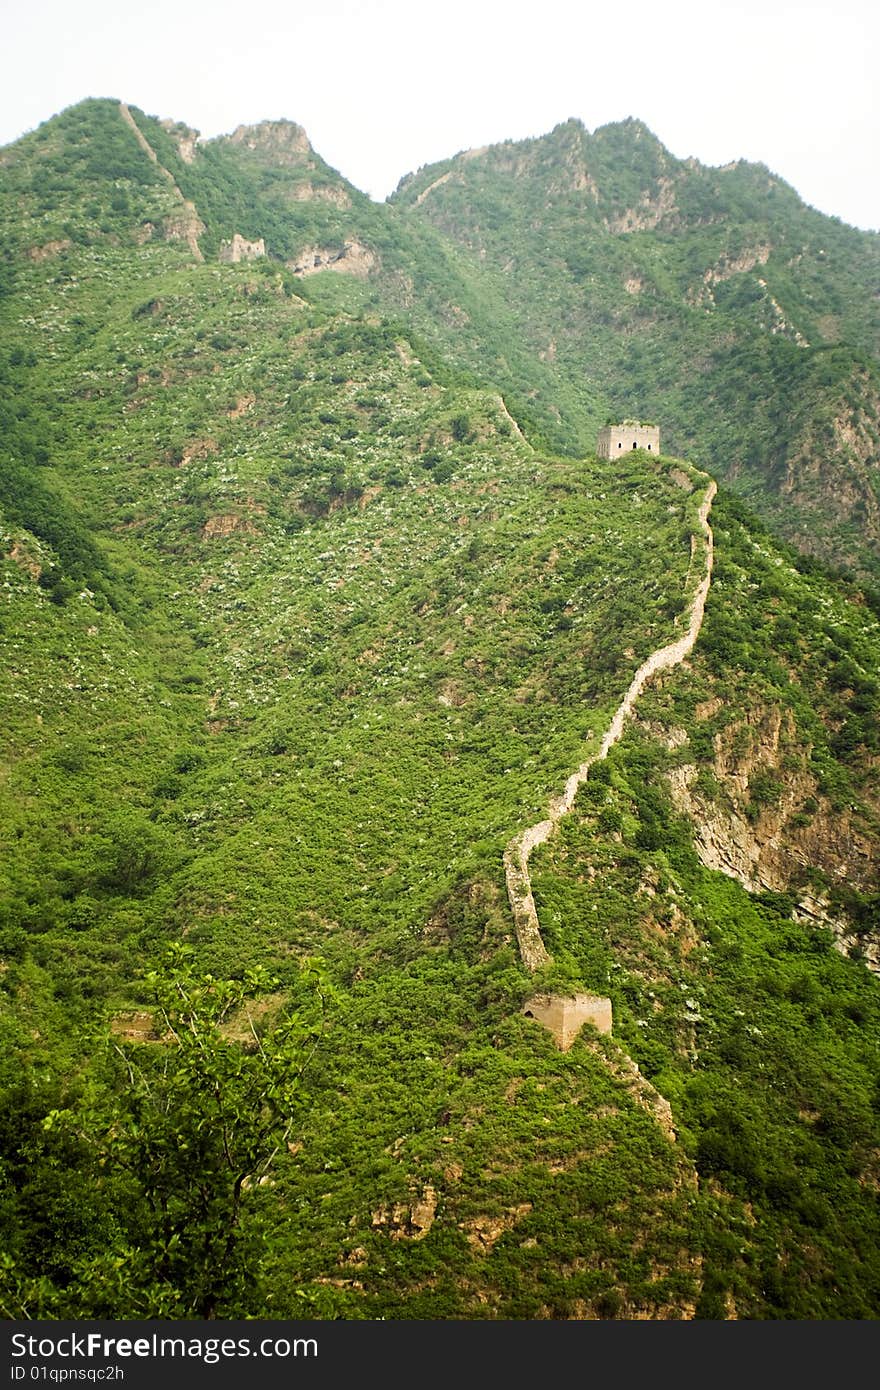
[550,163,598,199]
[607,175,679,234]
[160,119,200,164]
[287,181,350,207]
[219,233,266,263]
[226,120,311,163]
[227,393,255,419]
[832,920,880,975]
[371,1186,437,1240]
[201,514,258,540]
[463,1203,532,1253]
[663,702,880,972]
[409,1187,438,1238]
[778,386,880,562]
[757,278,809,344]
[8,540,42,579]
[688,244,772,305]
[27,239,71,262]
[287,240,377,279]
[178,437,218,467]
[162,209,207,256]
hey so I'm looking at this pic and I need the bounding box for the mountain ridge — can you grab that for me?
[2,94,880,1319]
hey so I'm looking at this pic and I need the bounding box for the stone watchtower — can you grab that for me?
[596,420,660,458]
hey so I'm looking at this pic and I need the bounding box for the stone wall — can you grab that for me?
[597,421,660,458]
[219,234,266,264]
[523,992,613,1049]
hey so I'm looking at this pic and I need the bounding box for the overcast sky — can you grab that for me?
[2,0,877,231]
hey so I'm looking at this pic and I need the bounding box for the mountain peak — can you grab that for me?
[595,115,661,139]
[220,119,312,162]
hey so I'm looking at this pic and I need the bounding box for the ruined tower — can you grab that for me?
[596,420,660,458]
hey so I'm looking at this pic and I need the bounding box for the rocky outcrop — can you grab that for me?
[226,393,255,419]
[688,244,772,305]
[7,540,42,580]
[371,1186,437,1241]
[219,234,266,263]
[161,209,207,256]
[287,181,350,207]
[756,278,809,344]
[27,238,71,262]
[778,388,880,560]
[177,437,218,467]
[463,1203,532,1253]
[226,120,311,164]
[160,119,200,164]
[287,240,377,279]
[664,703,880,973]
[607,176,679,234]
[201,513,258,540]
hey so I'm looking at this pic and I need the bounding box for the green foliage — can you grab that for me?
[390,117,880,581]
[1,949,326,1317]
[526,501,880,1316]
[2,97,880,1320]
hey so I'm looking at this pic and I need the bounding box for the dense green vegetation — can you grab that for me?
[1,98,879,1320]
[529,499,880,1315]
[389,118,880,580]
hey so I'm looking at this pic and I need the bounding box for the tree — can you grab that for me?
[11,947,327,1318]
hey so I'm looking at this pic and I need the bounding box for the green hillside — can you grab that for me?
[389,118,880,581]
[1,99,879,1320]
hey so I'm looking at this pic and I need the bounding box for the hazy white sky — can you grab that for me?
[2,0,877,230]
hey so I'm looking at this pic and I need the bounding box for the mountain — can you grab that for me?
[1,98,879,1320]
[5,100,878,576]
[388,117,880,580]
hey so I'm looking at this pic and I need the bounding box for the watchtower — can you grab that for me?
[522,992,613,1050]
[597,420,660,458]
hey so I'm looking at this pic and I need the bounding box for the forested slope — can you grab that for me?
[1,98,878,1320]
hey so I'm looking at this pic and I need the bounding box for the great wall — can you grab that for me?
[118,103,205,261]
[506,460,717,1087]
